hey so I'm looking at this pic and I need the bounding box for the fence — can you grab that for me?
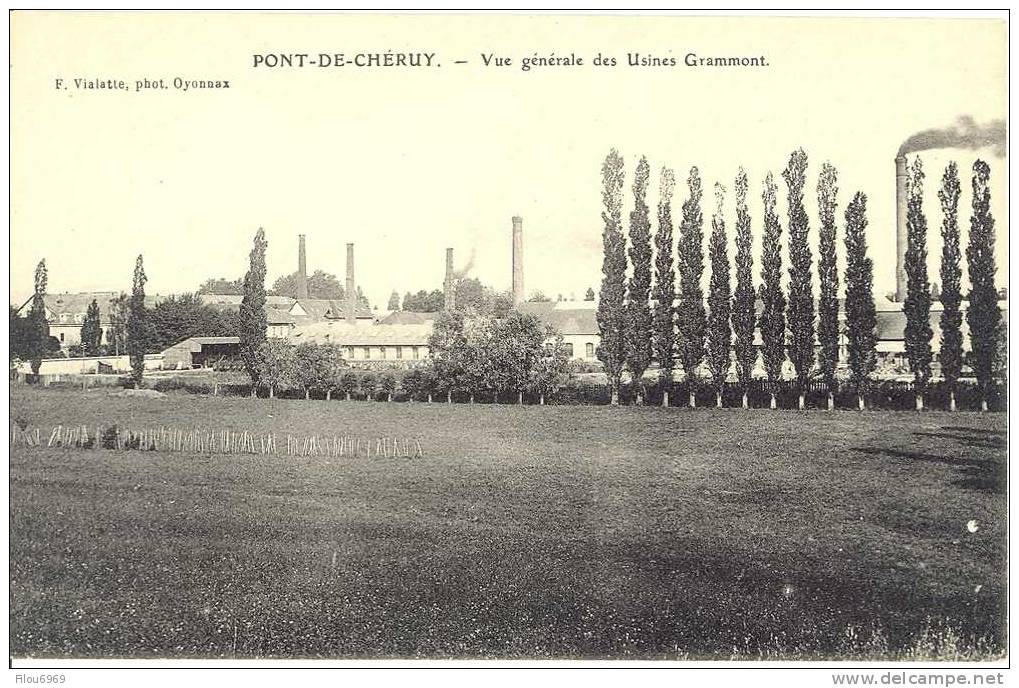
[10,423,424,459]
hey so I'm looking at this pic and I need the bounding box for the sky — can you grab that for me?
[10,13,1008,308]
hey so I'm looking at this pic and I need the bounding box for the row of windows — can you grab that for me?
[343,346,422,360]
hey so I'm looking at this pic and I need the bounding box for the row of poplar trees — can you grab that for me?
[22,255,150,388]
[596,148,1000,411]
[903,158,1001,412]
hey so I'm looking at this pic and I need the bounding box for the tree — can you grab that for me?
[652,167,677,406]
[197,277,244,295]
[584,288,596,302]
[966,159,1001,412]
[27,260,49,376]
[293,342,345,399]
[759,173,786,409]
[706,183,731,408]
[240,228,268,391]
[732,168,756,409]
[528,331,571,405]
[379,372,398,402]
[817,161,840,410]
[272,270,344,300]
[127,255,149,388]
[429,310,468,403]
[528,291,552,303]
[106,294,129,356]
[595,149,627,405]
[359,371,378,401]
[784,149,814,410]
[9,306,34,364]
[677,167,706,407]
[625,156,654,405]
[79,299,103,357]
[338,370,359,401]
[844,193,877,410]
[387,291,401,311]
[321,347,348,401]
[402,368,426,402]
[903,158,933,411]
[488,311,546,403]
[148,293,239,352]
[255,339,294,398]
[402,289,445,312]
[938,162,964,411]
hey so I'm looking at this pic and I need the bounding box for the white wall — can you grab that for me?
[14,354,163,375]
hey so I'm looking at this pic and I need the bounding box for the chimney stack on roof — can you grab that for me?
[297,234,309,301]
[444,248,456,311]
[511,216,524,306]
[346,243,356,324]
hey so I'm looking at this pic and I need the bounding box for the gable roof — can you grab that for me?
[517,302,599,336]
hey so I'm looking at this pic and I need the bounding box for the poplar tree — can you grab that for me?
[676,167,706,407]
[80,299,103,357]
[966,160,1001,412]
[127,255,149,388]
[652,167,677,406]
[938,162,963,412]
[817,162,840,410]
[759,173,786,409]
[706,183,731,408]
[595,149,627,405]
[625,156,654,404]
[732,168,756,409]
[903,158,933,411]
[28,260,49,376]
[843,192,877,410]
[240,228,269,391]
[784,148,814,410]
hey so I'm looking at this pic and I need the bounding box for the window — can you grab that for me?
[564,343,574,357]
[412,346,420,360]
[396,346,403,359]
[379,346,387,360]
[59,333,65,342]
[347,347,354,359]
[363,347,370,359]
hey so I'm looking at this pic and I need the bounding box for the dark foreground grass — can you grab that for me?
[9,386,1007,659]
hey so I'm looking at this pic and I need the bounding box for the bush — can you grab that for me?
[151,377,214,395]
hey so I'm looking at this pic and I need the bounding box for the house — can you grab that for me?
[13,291,165,350]
[199,294,376,338]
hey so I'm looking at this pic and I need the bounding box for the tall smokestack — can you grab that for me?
[345,243,356,324]
[444,248,455,311]
[895,155,908,302]
[511,216,524,305]
[297,234,309,301]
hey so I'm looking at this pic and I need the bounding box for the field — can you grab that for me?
[9,385,1008,659]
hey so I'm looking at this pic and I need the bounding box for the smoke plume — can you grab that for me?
[898,116,1005,157]
[453,245,476,279]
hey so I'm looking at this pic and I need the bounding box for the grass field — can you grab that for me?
[9,386,1007,659]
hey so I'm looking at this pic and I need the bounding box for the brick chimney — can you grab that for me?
[297,234,309,301]
[511,216,524,305]
[345,243,356,324]
[444,248,455,311]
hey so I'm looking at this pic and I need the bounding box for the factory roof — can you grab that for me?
[289,321,434,346]
[516,302,599,336]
